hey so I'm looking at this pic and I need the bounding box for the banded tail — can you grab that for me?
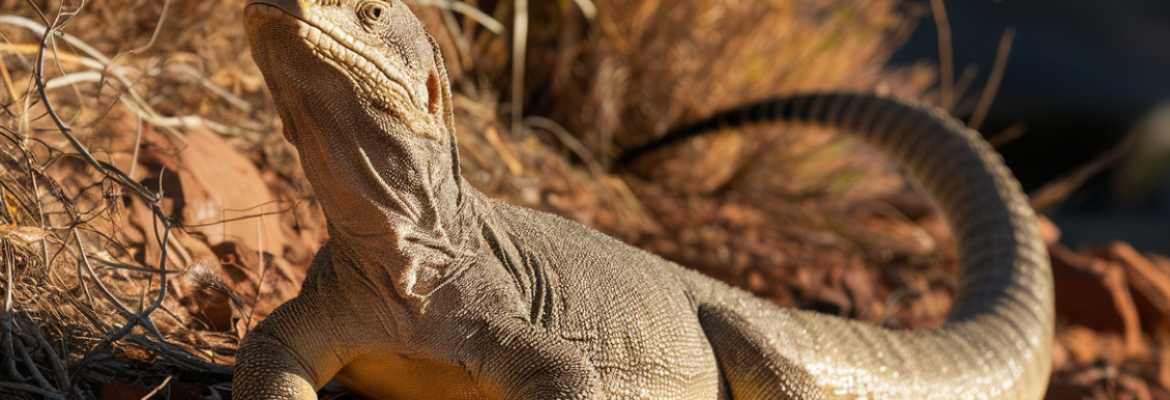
[632,93,1054,399]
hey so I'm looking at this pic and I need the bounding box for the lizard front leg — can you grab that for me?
[234,296,346,400]
[236,297,603,399]
[235,331,320,400]
[452,316,603,400]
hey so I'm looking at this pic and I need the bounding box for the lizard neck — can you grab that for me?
[246,0,467,312]
[291,112,466,246]
[279,77,474,311]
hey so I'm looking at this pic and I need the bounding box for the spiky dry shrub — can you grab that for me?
[0,124,239,400]
[463,0,930,161]
[0,1,273,398]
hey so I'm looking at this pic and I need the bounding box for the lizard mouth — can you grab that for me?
[244,2,418,111]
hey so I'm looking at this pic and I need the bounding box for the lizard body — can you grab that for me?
[236,1,1054,399]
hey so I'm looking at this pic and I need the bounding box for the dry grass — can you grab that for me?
[0,1,262,398]
[420,0,935,165]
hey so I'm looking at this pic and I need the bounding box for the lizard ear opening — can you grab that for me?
[426,72,441,115]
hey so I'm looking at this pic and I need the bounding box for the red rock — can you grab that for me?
[1052,246,1138,340]
[177,128,297,256]
[1096,243,1170,332]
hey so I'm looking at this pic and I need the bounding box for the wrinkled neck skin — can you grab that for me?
[253,24,473,312]
[293,87,475,311]
[291,94,465,245]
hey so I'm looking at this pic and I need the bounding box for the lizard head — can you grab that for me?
[244,0,454,140]
[243,0,463,233]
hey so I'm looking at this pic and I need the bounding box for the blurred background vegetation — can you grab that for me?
[0,0,1167,399]
[889,0,1170,252]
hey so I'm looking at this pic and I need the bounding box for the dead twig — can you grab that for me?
[125,0,171,55]
[14,326,54,392]
[91,257,184,275]
[138,375,171,400]
[23,16,182,389]
[17,317,68,393]
[2,17,248,140]
[967,28,1015,131]
[71,218,171,382]
[73,228,165,341]
[33,25,158,206]
[929,0,954,110]
[987,121,1026,148]
[0,381,66,400]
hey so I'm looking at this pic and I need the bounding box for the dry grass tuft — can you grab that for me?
[472,0,931,159]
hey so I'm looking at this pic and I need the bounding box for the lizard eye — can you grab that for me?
[358,1,390,26]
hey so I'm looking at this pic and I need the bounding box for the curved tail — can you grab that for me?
[643,93,1054,399]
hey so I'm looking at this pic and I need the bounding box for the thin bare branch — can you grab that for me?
[138,375,172,400]
[929,0,954,110]
[0,16,108,64]
[987,121,1026,148]
[126,0,171,55]
[968,28,1015,131]
[17,317,67,393]
[33,26,160,205]
[74,228,163,340]
[14,329,54,392]
[0,381,66,400]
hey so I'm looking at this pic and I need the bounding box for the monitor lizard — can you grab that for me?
[235,0,1054,399]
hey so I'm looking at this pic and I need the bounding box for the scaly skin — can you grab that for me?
[236,1,1053,399]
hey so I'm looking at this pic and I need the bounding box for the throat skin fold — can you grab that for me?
[245,0,468,311]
